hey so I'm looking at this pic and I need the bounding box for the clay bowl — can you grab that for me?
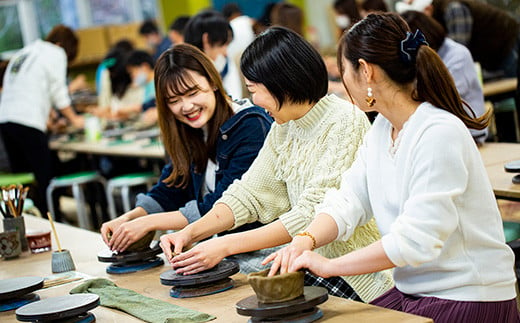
[108,230,155,252]
[247,269,304,303]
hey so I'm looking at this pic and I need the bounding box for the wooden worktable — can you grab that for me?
[1,216,431,322]
[50,138,165,159]
[480,142,520,201]
[482,77,517,99]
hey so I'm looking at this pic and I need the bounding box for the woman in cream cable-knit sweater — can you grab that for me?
[160,27,393,302]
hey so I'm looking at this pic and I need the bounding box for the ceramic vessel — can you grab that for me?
[51,249,76,273]
[109,230,155,252]
[3,216,28,251]
[247,269,304,303]
[0,230,22,259]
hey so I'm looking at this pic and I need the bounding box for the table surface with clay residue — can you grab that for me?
[0,216,432,323]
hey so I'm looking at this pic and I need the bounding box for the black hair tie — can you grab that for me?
[399,29,428,64]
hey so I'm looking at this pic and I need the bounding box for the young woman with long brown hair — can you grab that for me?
[100,43,271,252]
[265,13,518,322]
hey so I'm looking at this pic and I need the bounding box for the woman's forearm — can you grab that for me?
[304,213,340,248]
[224,220,292,256]
[327,240,395,276]
[185,203,236,242]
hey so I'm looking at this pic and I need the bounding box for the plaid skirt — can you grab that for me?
[304,272,362,301]
[371,287,520,323]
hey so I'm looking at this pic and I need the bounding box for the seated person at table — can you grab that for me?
[92,43,144,121]
[266,13,517,323]
[401,10,488,144]
[100,43,272,253]
[111,50,156,121]
[159,27,393,303]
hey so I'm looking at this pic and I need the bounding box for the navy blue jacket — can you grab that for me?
[136,102,272,232]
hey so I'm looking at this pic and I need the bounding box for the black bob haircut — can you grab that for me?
[183,10,233,51]
[139,20,159,35]
[241,26,328,108]
[126,50,154,68]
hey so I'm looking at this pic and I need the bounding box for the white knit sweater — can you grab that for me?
[320,102,517,301]
[219,94,394,302]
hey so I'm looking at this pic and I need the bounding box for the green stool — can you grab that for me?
[0,172,35,187]
[106,172,157,219]
[503,221,520,243]
[46,171,106,230]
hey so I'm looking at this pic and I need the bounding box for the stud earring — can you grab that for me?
[366,87,376,107]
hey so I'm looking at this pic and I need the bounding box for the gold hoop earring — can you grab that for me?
[366,87,376,107]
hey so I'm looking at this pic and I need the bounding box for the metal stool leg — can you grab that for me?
[106,182,118,220]
[46,184,56,219]
[121,185,131,213]
[72,183,91,230]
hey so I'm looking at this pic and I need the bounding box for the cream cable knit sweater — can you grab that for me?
[219,94,394,302]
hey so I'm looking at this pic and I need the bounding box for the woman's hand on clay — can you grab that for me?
[106,218,150,252]
[262,235,314,276]
[291,250,333,278]
[168,239,227,275]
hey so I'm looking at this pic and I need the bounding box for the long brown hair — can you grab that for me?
[154,43,234,188]
[339,13,490,130]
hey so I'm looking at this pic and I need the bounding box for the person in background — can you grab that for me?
[94,40,134,96]
[168,16,190,45]
[184,10,242,100]
[401,10,487,143]
[0,60,10,172]
[111,50,155,120]
[91,43,144,121]
[266,13,518,323]
[0,25,84,215]
[222,3,255,65]
[252,2,277,35]
[395,0,519,79]
[222,3,256,99]
[159,27,393,303]
[139,20,172,63]
[270,3,304,36]
[332,0,388,37]
[100,43,272,253]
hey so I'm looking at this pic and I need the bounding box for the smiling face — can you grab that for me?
[244,78,287,123]
[167,69,217,128]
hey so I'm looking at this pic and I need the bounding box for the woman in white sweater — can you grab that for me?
[267,13,518,322]
[159,27,393,302]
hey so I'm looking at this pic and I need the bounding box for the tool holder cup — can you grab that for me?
[3,216,28,251]
[51,249,76,273]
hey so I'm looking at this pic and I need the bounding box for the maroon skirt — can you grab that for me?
[370,287,520,323]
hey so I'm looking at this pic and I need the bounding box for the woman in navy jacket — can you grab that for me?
[101,44,271,252]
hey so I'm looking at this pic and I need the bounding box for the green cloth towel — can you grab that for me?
[70,278,215,323]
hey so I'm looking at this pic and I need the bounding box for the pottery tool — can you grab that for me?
[97,243,164,274]
[160,260,240,298]
[17,186,29,216]
[236,286,328,323]
[47,212,62,252]
[0,276,44,312]
[16,293,99,323]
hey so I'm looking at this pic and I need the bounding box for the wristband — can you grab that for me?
[296,231,317,250]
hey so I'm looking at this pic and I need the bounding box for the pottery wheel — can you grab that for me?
[0,276,44,301]
[97,244,162,263]
[236,286,328,320]
[97,244,164,274]
[160,260,239,298]
[160,260,239,286]
[16,293,99,322]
